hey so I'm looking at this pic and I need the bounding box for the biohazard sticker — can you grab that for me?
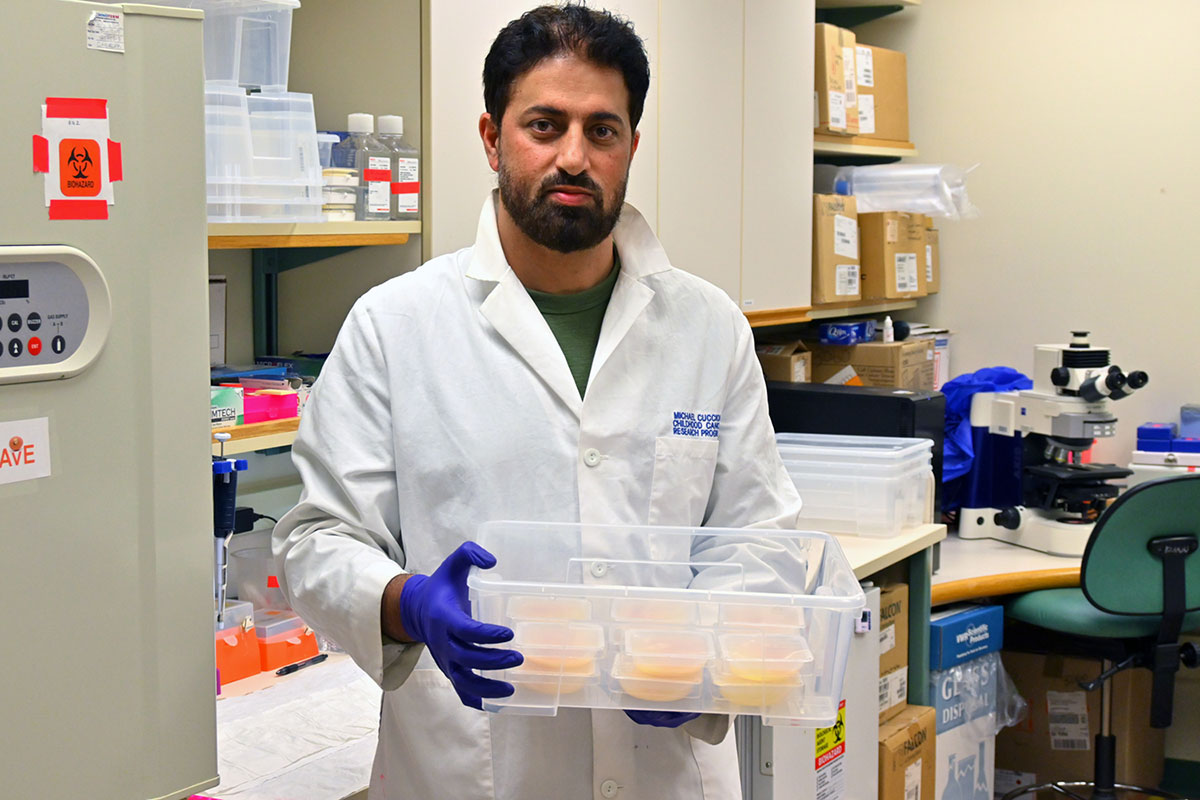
[32,97,122,220]
[814,699,847,800]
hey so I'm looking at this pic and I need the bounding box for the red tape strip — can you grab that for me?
[390,181,420,194]
[45,97,108,119]
[32,136,49,172]
[108,140,122,181]
[362,169,390,182]
[49,199,108,220]
[267,576,279,589]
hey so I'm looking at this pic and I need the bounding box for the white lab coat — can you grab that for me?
[274,192,803,800]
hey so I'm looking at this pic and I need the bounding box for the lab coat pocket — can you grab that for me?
[647,436,719,527]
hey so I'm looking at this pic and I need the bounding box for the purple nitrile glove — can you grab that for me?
[625,710,701,728]
[399,541,524,709]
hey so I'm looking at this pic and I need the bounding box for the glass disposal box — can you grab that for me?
[468,522,865,726]
[776,433,934,537]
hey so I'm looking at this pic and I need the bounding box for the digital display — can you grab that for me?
[0,280,30,300]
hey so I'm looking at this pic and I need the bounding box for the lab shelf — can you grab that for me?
[813,135,918,159]
[208,220,420,250]
[807,298,918,320]
[211,417,299,456]
[744,298,918,328]
[816,0,919,29]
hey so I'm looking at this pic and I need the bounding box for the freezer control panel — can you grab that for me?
[0,247,110,385]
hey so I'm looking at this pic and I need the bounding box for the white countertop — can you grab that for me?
[834,523,947,579]
[933,532,1081,585]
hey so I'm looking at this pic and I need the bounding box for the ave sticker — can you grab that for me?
[0,418,52,486]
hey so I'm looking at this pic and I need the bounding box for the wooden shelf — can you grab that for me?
[212,417,300,456]
[808,298,917,319]
[816,0,919,9]
[814,135,918,159]
[745,307,812,327]
[208,221,420,249]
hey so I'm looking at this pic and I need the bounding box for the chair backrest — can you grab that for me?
[1082,474,1200,615]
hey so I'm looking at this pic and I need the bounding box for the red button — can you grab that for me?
[27,337,42,356]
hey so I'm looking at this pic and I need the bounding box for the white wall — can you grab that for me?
[858,0,1200,463]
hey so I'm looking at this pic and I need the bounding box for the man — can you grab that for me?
[274,5,802,799]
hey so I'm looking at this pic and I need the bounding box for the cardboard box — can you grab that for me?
[929,604,1004,671]
[209,276,227,367]
[855,44,909,142]
[996,651,1166,793]
[211,385,244,429]
[880,664,908,722]
[924,228,940,294]
[880,583,909,677]
[815,23,858,135]
[756,339,811,383]
[812,194,861,304]
[810,339,935,391]
[860,212,927,300]
[930,652,1000,800]
[879,704,936,800]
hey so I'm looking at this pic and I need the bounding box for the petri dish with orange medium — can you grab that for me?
[610,597,697,626]
[718,633,813,683]
[507,595,592,622]
[719,603,806,632]
[712,669,802,707]
[623,629,714,681]
[513,622,604,674]
[611,654,702,703]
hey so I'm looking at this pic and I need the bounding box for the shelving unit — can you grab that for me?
[808,298,917,319]
[209,221,419,250]
[816,0,919,28]
[813,134,917,160]
[211,417,300,456]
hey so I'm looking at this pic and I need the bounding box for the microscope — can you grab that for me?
[958,332,1148,556]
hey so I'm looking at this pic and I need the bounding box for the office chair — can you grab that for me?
[1000,473,1200,800]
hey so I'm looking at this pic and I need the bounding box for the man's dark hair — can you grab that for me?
[483,4,650,131]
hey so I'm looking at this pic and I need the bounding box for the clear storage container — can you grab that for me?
[776,433,934,537]
[468,522,864,725]
[231,546,289,609]
[215,599,260,684]
[162,0,300,91]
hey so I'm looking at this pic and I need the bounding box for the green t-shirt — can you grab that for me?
[526,256,620,398]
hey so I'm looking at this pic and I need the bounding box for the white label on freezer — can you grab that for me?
[814,700,847,800]
[926,244,934,282]
[842,47,857,107]
[894,253,918,293]
[835,264,859,296]
[833,214,858,258]
[904,758,922,800]
[857,94,876,135]
[393,157,420,213]
[87,11,124,53]
[0,417,52,486]
[995,769,1039,796]
[880,622,897,654]
[1047,691,1091,751]
[828,91,846,129]
[367,155,390,214]
[856,46,875,87]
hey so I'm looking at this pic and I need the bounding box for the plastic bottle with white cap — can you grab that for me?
[377,115,420,221]
[332,113,391,220]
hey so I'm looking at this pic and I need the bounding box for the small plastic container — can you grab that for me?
[242,390,299,424]
[506,663,596,696]
[254,608,319,671]
[322,186,357,205]
[215,600,260,684]
[513,622,604,674]
[610,598,697,626]
[231,546,288,610]
[718,633,813,683]
[623,629,712,680]
[322,205,356,222]
[611,655,702,703]
[711,670,803,707]
[322,168,358,187]
[719,602,805,631]
[507,595,592,622]
[316,132,340,169]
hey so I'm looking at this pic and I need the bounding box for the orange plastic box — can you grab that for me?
[254,608,318,671]
[215,600,260,685]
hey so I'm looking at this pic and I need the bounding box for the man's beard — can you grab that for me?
[497,161,627,254]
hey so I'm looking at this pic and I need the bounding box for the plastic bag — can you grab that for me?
[929,651,1028,737]
[833,163,981,220]
[940,366,1032,510]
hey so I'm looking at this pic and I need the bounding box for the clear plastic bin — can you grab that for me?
[254,608,318,670]
[231,546,289,609]
[468,521,864,725]
[160,0,300,91]
[316,132,340,168]
[777,434,933,537]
